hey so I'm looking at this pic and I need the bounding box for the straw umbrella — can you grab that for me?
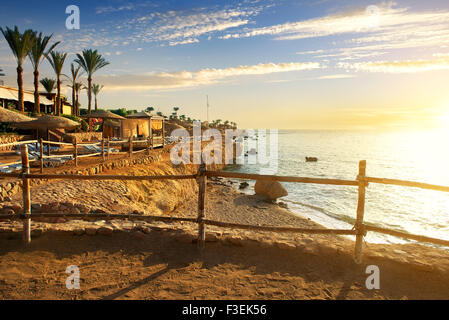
[82,110,125,139]
[0,107,34,123]
[12,115,80,155]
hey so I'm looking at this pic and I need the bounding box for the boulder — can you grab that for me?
[254,180,288,201]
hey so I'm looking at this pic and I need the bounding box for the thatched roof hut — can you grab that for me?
[0,107,34,123]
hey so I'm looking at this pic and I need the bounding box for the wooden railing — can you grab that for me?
[0,145,448,264]
[0,135,166,173]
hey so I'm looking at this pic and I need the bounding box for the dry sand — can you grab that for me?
[0,157,449,300]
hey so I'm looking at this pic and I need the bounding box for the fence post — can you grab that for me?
[102,139,105,161]
[354,160,367,264]
[197,160,207,249]
[129,136,133,158]
[74,138,78,167]
[39,138,44,174]
[107,137,110,161]
[20,145,31,245]
[147,136,151,155]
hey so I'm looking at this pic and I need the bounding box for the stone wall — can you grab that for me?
[0,150,164,202]
[64,132,103,143]
[0,135,33,151]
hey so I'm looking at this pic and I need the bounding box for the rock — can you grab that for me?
[132,231,146,240]
[254,180,288,201]
[239,182,249,190]
[85,227,97,236]
[97,227,113,236]
[73,228,85,236]
[277,241,296,250]
[278,202,288,209]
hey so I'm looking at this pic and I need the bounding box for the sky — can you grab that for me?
[1,0,449,130]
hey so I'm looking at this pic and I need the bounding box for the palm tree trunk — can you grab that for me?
[95,95,98,111]
[75,91,79,116]
[56,77,61,116]
[87,76,92,115]
[72,85,76,116]
[17,66,24,112]
[33,70,40,114]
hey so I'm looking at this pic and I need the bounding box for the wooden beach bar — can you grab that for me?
[103,112,165,149]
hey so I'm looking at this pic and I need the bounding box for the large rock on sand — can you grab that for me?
[254,180,288,201]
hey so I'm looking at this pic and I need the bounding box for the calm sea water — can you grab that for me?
[224,130,449,245]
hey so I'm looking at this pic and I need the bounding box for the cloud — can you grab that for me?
[168,39,199,46]
[96,61,321,91]
[221,2,402,40]
[220,2,449,62]
[338,56,449,73]
[318,74,356,79]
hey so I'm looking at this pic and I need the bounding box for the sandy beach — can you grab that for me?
[1,153,449,300]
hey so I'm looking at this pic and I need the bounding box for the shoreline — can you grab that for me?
[0,159,449,299]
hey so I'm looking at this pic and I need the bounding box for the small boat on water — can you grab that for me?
[306,157,318,162]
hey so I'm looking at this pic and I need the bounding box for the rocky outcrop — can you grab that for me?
[254,180,288,201]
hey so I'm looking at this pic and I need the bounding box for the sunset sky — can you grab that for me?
[1,0,449,129]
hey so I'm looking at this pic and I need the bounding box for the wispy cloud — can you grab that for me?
[221,1,449,63]
[221,2,400,40]
[96,61,322,91]
[338,56,449,73]
[318,74,355,79]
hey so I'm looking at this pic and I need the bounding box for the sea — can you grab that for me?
[223,129,449,245]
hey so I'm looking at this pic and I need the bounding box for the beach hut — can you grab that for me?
[82,110,126,138]
[103,112,165,148]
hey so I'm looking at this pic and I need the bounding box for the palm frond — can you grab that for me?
[0,26,35,67]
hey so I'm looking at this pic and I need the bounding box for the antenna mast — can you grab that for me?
[206,95,210,123]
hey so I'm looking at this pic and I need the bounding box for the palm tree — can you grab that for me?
[40,77,56,113]
[71,82,85,116]
[65,63,82,116]
[46,51,68,116]
[173,107,180,119]
[28,32,59,114]
[40,77,56,94]
[0,26,35,112]
[74,49,109,115]
[91,83,104,111]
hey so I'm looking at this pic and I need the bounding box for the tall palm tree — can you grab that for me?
[46,51,67,116]
[91,83,104,111]
[0,26,35,112]
[72,82,86,116]
[64,63,83,116]
[74,49,109,115]
[28,32,59,114]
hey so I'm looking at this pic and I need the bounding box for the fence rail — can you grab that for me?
[0,145,448,264]
[0,134,165,172]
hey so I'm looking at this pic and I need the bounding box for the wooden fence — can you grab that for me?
[0,145,449,264]
[0,135,166,173]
